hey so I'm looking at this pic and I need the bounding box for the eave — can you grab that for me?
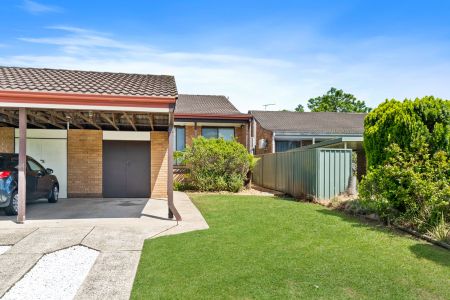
[0,90,176,111]
[174,113,251,121]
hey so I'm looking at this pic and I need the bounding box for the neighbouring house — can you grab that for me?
[172,94,251,183]
[249,110,366,154]
[249,110,367,180]
[174,94,251,154]
[0,66,181,222]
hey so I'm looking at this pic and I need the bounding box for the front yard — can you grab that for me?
[132,195,450,299]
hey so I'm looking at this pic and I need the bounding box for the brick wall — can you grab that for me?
[255,121,273,155]
[67,129,102,197]
[185,125,196,146]
[151,131,168,199]
[0,127,14,153]
[235,125,248,149]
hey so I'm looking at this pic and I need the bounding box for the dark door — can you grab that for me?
[27,158,52,200]
[103,141,150,198]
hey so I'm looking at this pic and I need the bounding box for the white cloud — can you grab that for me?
[2,26,450,112]
[20,0,62,14]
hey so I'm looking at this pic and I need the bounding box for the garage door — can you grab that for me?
[15,129,68,198]
[103,141,150,198]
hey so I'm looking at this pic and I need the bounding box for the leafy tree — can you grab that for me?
[307,87,371,112]
[295,104,305,112]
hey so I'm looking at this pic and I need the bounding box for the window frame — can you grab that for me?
[201,127,236,141]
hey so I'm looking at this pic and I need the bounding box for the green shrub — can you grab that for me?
[359,142,450,230]
[183,137,253,192]
[364,96,450,168]
[361,97,450,234]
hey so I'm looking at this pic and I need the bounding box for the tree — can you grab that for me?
[295,104,305,112]
[306,87,371,112]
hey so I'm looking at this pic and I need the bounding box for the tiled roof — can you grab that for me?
[250,110,367,134]
[175,94,243,115]
[0,66,177,97]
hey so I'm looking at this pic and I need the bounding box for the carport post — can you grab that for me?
[17,108,27,223]
[168,110,181,221]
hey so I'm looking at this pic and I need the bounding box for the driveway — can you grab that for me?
[0,192,209,299]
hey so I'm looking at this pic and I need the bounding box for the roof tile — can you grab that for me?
[250,110,366,134]
[175,94,243,115]
[0,66,178,97]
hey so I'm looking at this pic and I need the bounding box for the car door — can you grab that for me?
[27,158,51,199]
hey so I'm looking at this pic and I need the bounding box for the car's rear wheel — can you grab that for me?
[48,185,59,203]
[4,192,18,216]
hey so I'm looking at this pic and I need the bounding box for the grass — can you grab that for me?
[131,195,450,299]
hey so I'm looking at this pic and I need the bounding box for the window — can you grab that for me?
[27,159,45,173]
[175,127,186,151]
[275,141,301,152]
[201,127,235,141]
[174,127,186,165]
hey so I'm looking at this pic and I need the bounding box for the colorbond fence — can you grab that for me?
[253,148,352,200]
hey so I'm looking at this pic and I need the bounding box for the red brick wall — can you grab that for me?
[67,129,103,197]
[151,131,168,199]
[0,127,14,153]
[235,125,248,149]
[185,125,196,146]
[255,121,273,155]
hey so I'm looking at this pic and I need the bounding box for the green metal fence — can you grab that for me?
[253,148,352,199]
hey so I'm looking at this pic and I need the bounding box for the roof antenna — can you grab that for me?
[263,104,275,110]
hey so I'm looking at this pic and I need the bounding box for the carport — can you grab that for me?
[0,66,181,223]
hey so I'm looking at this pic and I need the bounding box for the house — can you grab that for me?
[249,110,367,180]
[249,110,366,154]
[0,66,181,222]
[174,94,251,154]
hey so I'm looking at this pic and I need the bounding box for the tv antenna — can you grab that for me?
[263,103,275,110]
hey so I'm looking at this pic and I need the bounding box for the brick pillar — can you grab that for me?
[151,131,168,199]
[0,128,14,153]
[68,129,103,197]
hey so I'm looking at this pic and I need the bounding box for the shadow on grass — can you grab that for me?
[316,207,450,265]
[409,244,450,267]
[316,206,391,232]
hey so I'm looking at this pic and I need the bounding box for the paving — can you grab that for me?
[0,192,209,299]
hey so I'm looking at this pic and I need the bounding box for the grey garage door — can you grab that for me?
[103,141,150,198]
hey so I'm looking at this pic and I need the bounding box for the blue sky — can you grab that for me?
[1,0,449,112]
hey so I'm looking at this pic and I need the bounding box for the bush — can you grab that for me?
[364,96,450,168]
[361,97,450,233]
[359,143,450,229]
[182,137,253,192]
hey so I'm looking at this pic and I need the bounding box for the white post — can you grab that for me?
[17,108,27,224]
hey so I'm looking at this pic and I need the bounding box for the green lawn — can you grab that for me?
[131,195,450,299]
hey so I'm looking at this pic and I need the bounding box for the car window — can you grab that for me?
[28,159,45,173]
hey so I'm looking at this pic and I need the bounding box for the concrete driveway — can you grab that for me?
[0,192,208,299]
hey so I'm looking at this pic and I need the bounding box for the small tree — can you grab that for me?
[183,137,253,192]
[295,104,305,112]
[306,87,371,113]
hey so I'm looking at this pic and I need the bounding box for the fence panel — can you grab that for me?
[253,148,352,200]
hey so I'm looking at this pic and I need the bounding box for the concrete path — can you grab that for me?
[0,192,208,299]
